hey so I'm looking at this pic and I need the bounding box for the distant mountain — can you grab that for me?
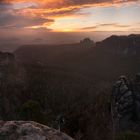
[96,34,140,55]
[14,34,140,81]
[14,43,94,66]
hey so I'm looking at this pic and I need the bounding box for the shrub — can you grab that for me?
[19,100,43,122]
[117,131,140,140]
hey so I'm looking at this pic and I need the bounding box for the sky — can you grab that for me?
[0,0,140,45]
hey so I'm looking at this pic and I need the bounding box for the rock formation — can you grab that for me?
[111,76,134,133]
[96,34,140,56]
[0,121,74,140]
[0,52,15,65]
[111,74,140,137]
[80,38,94,47]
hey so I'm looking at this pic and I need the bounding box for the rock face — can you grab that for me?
[111,74,140,136]
[96,34,140,55]
[0,121,74,140]
[111,76,134,133]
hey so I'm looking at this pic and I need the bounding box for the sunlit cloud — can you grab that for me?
[12,2,37,9]
[0,9,54,29]
[79,23,132,31]
[3,0,139,8]
[0,0,140,32]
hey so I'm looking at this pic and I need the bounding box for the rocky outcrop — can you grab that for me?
[96,34,140,55]
[0,52,15,65]
[111,76,134,133]
[0,121,74,140]
[111,74,140,137]
[80,38,94,46]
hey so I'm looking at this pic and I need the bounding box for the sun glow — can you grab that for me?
[53,28,76,32]
[0,0,140,33]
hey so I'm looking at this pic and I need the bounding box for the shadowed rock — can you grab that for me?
[111,74,140,138]
[0,121,74,140]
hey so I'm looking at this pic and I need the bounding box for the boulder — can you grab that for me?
[0,121,74,140]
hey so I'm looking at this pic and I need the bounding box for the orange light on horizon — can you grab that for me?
[2,0,139,33]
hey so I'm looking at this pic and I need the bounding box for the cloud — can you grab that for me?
[0,12,54,28]
[99,23,130,28]
[0,0,139,31]
[3,0,139,7]
[80,23,131,31]
[81,26,98,30]
[0,2,54,29]
[1,0,139,16]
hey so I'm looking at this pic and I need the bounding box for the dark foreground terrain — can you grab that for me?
[0,34,140,140]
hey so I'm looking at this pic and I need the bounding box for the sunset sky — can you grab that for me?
[0,0,140,44]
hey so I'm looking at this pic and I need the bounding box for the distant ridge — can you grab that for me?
[14,34,140,80]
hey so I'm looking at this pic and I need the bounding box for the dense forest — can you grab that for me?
[0,34,140,140]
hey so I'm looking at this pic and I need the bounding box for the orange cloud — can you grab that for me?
[0,0,139,31]
[2,0,139,18]
[12,0,139,19]
[2,0,139,9]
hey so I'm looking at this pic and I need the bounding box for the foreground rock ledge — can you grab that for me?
[0,121,74,140]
